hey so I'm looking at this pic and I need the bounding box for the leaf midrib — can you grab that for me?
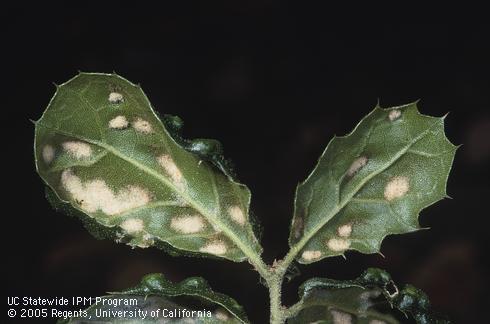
[37,122,259,262]
[294,123,436,258]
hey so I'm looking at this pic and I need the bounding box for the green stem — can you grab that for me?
[268,274,284,324]
[40,122,303,324]
[261,117,437,323]
[283,300,303,320]
[245,242,305,324]
[265,259,301,324]
[248,254,271,284]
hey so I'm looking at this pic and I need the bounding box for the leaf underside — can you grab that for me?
[59,273,248,323]
[288,268,450,324]
[34,73,262,262]
[289,103,458,263]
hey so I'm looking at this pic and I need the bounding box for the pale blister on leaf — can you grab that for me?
[289,103,458,263]
[34,73,262,262]
[288,268,450,324]
[59,273,248,323]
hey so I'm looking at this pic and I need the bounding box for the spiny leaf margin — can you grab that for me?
[34,72,262,262]
[289,102,458,263]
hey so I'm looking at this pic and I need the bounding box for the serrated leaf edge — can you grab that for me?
[289,103,458,264]
[34,72,263,263]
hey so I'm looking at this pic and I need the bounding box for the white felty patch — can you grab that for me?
[331,309,352,324]
[293,217,303,239]
[347,156,368,176]
[120,218,144,234]
[359,290,381,304]
[301,250,322,261]
[109,115,129,129]
[326,238,351,252]
[337,224,352,238]
[200,240,227,255]
[211,222,223,233]
[384,176,409,201]
[42,145,55,163]
[214,309,229,321]
[369,320,386,324]
[228,205,245,225]
[170,215,205,234]
[61,169,151,215]
[108,92,124,103]
[388,109,401,121]
[157,154,184,187]
[62,141,92,159]
[133,117,153,133]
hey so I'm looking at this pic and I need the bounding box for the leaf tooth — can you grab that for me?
[36,73,262,263]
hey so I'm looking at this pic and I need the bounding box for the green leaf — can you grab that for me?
[289,103,458,263]
[59,273,248,323]
[34,72,262,262]
[287,268,450,324]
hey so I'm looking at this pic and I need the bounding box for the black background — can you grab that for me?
[4,3,490,323]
